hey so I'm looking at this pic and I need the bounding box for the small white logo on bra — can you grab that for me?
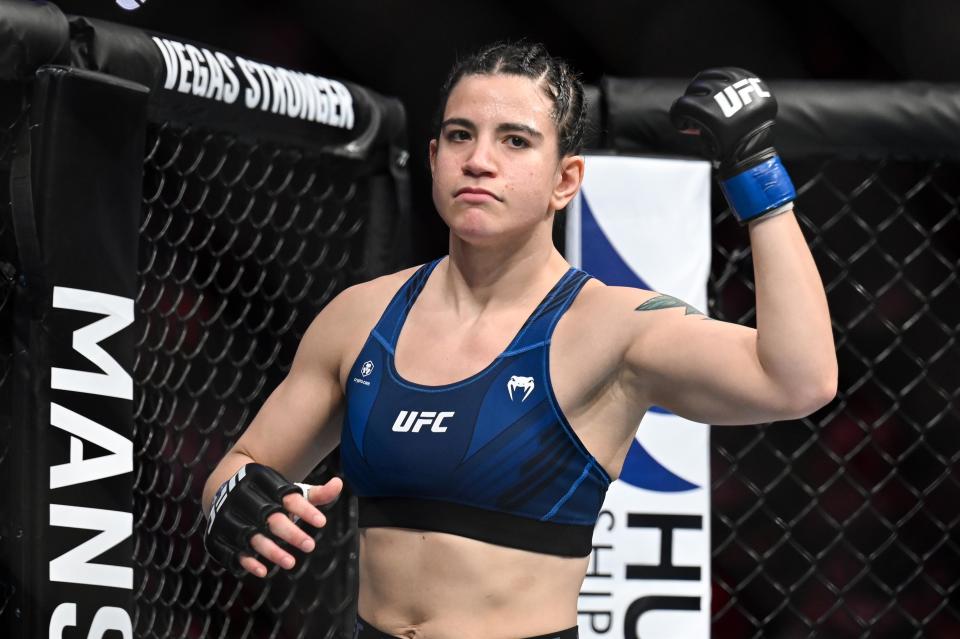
[507,375,535,402]
[353,360,375,386]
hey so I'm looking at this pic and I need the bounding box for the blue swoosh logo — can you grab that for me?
[580,192,700,492]
[620,438,699,492]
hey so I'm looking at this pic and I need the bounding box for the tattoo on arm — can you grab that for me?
[635,294,713,319]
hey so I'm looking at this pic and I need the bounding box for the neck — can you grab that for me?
[442,222,569,315]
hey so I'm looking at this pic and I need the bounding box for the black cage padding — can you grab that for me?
[25,64,147,637]
[0,0,405,163]
[601,76,960,160]
[67,17,406,161]
[0,0,69,81]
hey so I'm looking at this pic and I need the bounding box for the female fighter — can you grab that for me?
[201,43,837,639]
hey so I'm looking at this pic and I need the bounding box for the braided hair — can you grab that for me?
[433,42,587,158]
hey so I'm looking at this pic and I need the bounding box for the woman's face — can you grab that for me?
[429,73,583,246]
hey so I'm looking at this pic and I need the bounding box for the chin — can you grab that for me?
[444,207,502,241]
[451,224,503,247]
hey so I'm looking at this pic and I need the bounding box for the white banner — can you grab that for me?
[570,155,713,639]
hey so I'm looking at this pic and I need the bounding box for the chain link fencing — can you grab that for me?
[708,157,960,638]
[131,116,404,637]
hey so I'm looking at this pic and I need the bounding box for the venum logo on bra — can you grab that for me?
[391,410,455,433]
[713,78,770,117]
[507,375,535,402]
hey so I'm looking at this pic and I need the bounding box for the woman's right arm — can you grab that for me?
[200,285,364,576]
[201,286,355,512]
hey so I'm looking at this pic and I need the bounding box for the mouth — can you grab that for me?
[455,187,501,202]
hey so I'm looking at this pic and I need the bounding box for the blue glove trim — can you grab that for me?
[720,155,796,223]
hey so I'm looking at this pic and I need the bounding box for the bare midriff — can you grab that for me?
[357,527,588,639]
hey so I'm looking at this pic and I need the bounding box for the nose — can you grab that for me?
[462,137,497,178]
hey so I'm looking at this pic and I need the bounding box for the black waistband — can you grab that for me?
[357,496,595,557]
[355,614,579,639]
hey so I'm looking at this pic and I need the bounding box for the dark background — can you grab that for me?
[52,0,954,262]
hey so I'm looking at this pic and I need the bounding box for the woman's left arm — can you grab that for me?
[619,66,838,425]
[749,208,837,411]
[618,206,837,426]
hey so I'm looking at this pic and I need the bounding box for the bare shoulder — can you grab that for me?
[553,280,652,370]
[325,265,421,326]
[295,265,421,382]
[573,281,706,316]
[569,281,711,330]
[559,280,713,364]
[566,280,669,331]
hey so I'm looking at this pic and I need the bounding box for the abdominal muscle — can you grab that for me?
[358,527,588,639]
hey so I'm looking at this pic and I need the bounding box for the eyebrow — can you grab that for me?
[440,117,544,140]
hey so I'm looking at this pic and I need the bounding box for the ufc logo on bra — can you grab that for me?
[714,78,770,117]
[392,410,456,433]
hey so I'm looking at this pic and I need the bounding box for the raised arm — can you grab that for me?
[619,67,837,425]
[621,208,837,425]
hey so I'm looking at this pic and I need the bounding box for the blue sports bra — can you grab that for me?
[340,258,611,557]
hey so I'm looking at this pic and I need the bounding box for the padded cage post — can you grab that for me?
[0,1,412,637]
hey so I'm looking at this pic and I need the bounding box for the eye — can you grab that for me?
[445,129,471,142]
[506,135,529,149]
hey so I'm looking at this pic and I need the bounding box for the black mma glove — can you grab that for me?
[204,463,308,571]
[670,67,796,225]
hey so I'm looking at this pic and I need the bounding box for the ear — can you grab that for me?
[549,154,585,211]
[428,138,438,177]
